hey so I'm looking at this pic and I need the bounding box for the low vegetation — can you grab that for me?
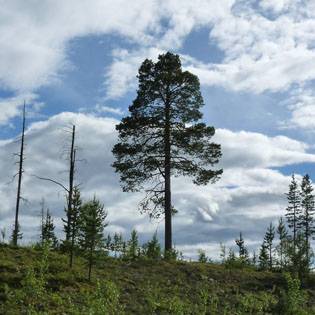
[0,244,315,314]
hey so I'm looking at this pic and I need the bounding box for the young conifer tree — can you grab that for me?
[276,217,288,269]
[127,229,139,260]
[79,197,107,281]
[112,52,222,254]
[68,187,82,267]
[198,249,208,263]
[259,241,269,270]
[143,232,161,260]
[285,174,301,254]
[10,223,22,245]
[235,232,249,263]
[299,174,315,269]
[264,222,275,270]
[42,209,58,248]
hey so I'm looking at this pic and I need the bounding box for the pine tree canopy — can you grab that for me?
[285,174,301,227]
[112,52,222,218]
[300,174,315,238]
[79,197,108,252]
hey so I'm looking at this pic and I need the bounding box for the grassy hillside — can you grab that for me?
[0,245,315,314]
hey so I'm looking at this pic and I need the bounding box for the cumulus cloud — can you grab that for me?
[215,129,315,168]
[0,93,42,126]
[0,112,312,256]
[2,0,315,131]
[0,0,162,93]
[280,87,315,130]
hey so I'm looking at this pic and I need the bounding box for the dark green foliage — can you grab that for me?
[259,242,269,270]
[264,222,275,270]
[112,52,222,252]
[126,229,139,260]
[285,174,301,252]
[2,242,50,313]
[1,246,315,314]
[62,187,82,267]
[78,197,108,280]
[235,232,249,264]
[10,223,22,245]
[280,272,308,315]
[299,174,315,270]
[42,209,58,248]
[68,187,82,267]
[80,280,124,314]
[143,232,161,260]
[276,217,288,269]
[198,249,208,263]
[105,233,112,250]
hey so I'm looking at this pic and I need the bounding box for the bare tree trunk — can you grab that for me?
[12,102,26,246]
[40,198,45,246]
[66,126,76,243]
[164,97,172,255]
[34,125,77,266]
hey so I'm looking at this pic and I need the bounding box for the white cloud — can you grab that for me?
[259,0,292,13]
[2,0,315,132]
[280,87,315,130]
[0,93,40,126]
[104,47,164,99]
[0,112,312,256]
[0,0,162,93]
[215,129,315,168]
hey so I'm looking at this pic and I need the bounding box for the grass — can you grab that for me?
[0,244,315,314]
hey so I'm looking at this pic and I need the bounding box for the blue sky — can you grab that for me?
[1,0,315,258]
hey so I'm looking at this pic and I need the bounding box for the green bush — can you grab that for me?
[81,280,124,315]
[236,291,277,314]
[281,272,308,315]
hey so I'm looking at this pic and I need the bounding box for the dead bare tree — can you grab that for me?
[33,124,80,267]
[12,102,26,246]
[66,125,76,242]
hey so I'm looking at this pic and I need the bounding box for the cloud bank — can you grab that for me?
[0,112,313,258]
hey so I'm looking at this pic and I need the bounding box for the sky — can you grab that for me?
[1,0,315,259]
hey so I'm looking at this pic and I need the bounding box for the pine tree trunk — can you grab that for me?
[88,246,93,281]
[305,220,309,270]
[164,96,172,255]
[69,232,75,268]
[13,103,26,247]
[293,202,298,254]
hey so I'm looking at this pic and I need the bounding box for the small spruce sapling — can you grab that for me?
[79,197,108,280]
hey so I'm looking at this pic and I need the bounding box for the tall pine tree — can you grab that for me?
[285,174,301,253]
[112,52,222,254]
[299,174,315,269]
